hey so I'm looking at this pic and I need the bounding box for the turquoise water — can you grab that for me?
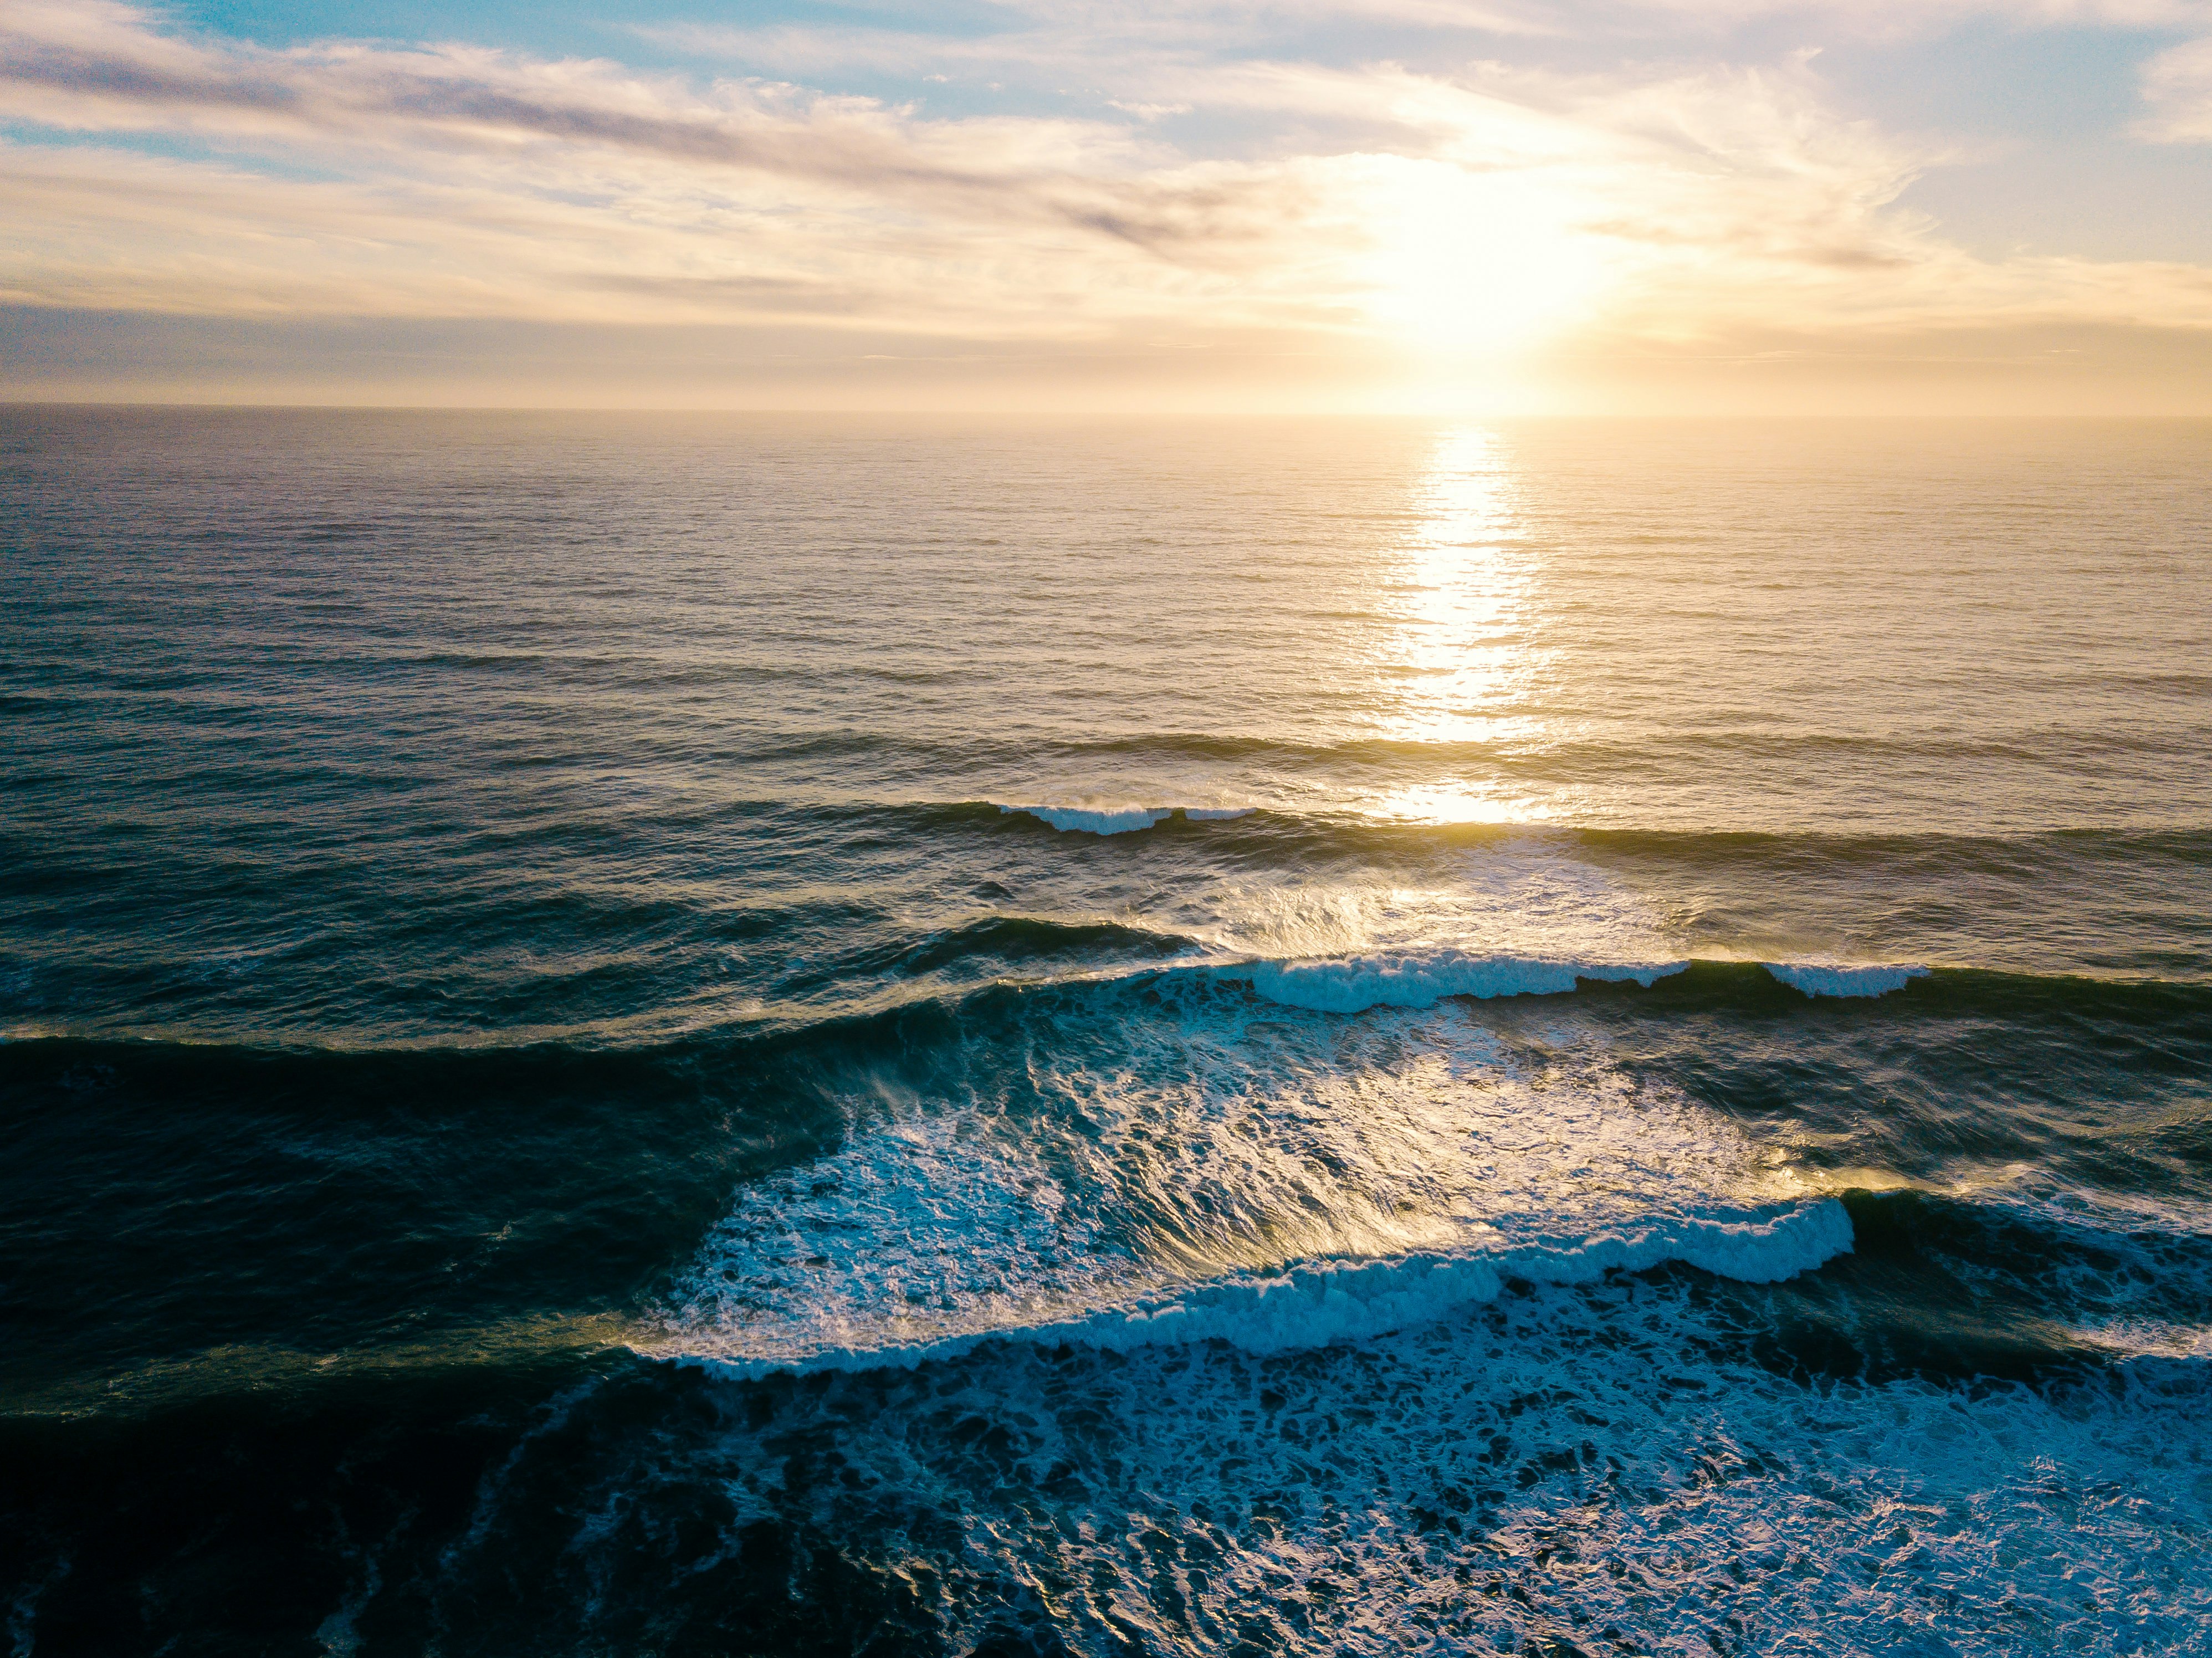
[3,410,2210,1654]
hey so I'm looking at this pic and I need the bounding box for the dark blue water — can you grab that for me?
[4,408,2210,1655]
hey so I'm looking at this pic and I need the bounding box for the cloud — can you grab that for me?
[1603,0,2212,28]
[1,0,2208,407]
[2140,35,2212,139]
[680,0,2212,58]
[0,4,1350,335]
[0,4,1143,198]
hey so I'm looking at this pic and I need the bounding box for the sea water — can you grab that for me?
[2,410,2209,1655]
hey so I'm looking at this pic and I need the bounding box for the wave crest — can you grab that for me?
[1764,961,1929,998]
[660,1201,1853,1381]
[997,803,1255,835]
[1216,949,1689,1014]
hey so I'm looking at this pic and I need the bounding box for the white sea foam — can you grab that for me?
[1218,948,1688,1013]
[663,1268,2212,1658]
[999,804,1253,833]
[650,983,1831,1385]
[1764,960,1929,997]
[1003,804,1170,834]
[667,1201,1851,1381]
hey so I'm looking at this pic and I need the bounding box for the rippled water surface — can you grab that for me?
[3,410,2210,1656]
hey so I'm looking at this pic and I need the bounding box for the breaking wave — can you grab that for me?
[1764,960,1930,997]
[1215,948,1689,1012]
[657,1200,1854,1381]
[997,803,1256,834]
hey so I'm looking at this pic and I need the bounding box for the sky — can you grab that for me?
[3,1,2211,410]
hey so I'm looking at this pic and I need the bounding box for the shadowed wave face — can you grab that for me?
[3,411,2210,1656]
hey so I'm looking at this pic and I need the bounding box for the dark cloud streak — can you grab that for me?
[0,13,1314,262]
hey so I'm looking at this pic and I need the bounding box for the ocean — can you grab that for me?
[2,408,2209,1656]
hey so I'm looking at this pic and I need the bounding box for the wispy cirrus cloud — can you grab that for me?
[651,0,2212,65]
[0,3,1354,333]
[0,3,1153,201]
[2,0,2209,405]
[2140,34,2212,138]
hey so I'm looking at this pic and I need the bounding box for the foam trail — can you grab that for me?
[1220,948,1688,1014]
[669,1201,1852,1381]
[1764,961,1929,997]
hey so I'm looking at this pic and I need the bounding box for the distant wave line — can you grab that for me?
[14,956,2201,1068]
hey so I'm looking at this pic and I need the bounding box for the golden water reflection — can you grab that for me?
[1368,427,1551,824]
[1363,782,1541,825]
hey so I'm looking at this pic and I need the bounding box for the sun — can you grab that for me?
[1357,159,1609,357]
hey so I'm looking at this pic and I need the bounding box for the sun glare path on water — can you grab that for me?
[1378,428,1551,774]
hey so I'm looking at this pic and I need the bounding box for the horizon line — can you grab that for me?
[7,401,2212,421]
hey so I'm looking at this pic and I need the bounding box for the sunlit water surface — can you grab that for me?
[3,412,2210,1656]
